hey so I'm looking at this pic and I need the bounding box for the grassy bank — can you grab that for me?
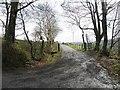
[2,39,61,68]
[64,42,120,79]
[31,42,61,68]
[86,50,120,79]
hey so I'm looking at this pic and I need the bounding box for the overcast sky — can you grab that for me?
[0,0,119,43]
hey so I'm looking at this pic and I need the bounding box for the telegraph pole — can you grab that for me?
[72,32,74,43]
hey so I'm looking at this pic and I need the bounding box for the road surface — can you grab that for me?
[2,45,120,88]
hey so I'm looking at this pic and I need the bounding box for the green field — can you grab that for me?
[64,43,83,51]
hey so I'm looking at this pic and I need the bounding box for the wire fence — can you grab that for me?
[63,37,120,55]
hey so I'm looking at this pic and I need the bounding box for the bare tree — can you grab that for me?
[61,0,105,51]
[0,19,5,34]
[19,8,34,59]
[33,3,60,54]
[85,1,104,51]
[100,1,109,56]
[32,26,45,60]
[110,1,120,55]
[4,1,10,39]
[5,1,19,43]
[109,3,120,50]
[61,1,88,51]
[61,0,118,55]
[1,0,37,43]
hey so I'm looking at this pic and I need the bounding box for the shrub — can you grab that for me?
[2,41,29,68]
[112,64,120,74]
[110,50,118,55]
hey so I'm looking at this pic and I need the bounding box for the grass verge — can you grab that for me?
[64,43,83,51]
[2,39,61,69]
[86,50,120,79]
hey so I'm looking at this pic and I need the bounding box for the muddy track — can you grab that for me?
[2,45,120,88]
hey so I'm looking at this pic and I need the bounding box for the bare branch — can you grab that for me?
[0,19,5,27]
[113,38,120,47]
[17,0,37,12]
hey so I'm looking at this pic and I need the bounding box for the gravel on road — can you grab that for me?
[2,45,120,88]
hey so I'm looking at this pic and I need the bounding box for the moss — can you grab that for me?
[2,41,30,68]
[112,64,120,74]
[2,39,61,68]
[44,51,61,65]
[30,42,61,68]
[110,50,118,56]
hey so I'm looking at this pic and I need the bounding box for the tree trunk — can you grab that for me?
[87,1,104,52]
[46,29,52,54]
[4,2,9,40]
[86,34,89,50]
[101,1,109,56]
[110,38,114,50]
[23,24,34,60]
[6,1,19,43]
[94,35,102,51]
[94,38,101,51]
[20,10,34,60]
[118,37,120,56]
[40,40,44,57]
[82,33,86,51]
[46,39,52,54]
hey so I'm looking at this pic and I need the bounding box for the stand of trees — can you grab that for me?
[1,0,37,44]
[30,3,60,60]
[61,0,120,56]
[1,0,60,67]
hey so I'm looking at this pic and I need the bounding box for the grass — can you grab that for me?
[26,41,61,67]
[83,47,120,79]
[110,50,118,56]
[64,43,83,51]
[31,48,61,68]
[65,42,120,78]
[2,41,30,68]
[112,64,120,75]
[2,39,61,68]
[109,49,120,60]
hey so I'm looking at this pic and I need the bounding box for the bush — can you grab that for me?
[110,50,118,55]
[112,64,120,74]
[2,41,29,68]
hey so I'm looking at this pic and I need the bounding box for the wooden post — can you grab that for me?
[88,43,92,50]
[58,43,60,52]
[118,37,120,56]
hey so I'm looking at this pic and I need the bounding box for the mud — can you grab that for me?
[2,45,120,88]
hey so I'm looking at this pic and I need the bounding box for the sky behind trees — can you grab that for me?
[0,0,119,43]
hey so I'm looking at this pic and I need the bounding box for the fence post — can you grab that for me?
[88,43,92,50]
[58,43,60,52]
[118,37,120,56]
